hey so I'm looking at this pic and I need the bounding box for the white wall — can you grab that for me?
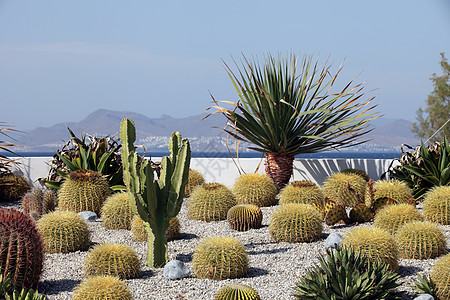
[10,157,398,188]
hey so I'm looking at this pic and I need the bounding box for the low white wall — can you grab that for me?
[10,156,398,188]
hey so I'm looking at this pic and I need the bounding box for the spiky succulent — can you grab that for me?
[373,203,423,235]
[37,210,90,253]
[431,253,450,300]
[279,180,324,206]
[58,169,110,214]
[21,188,44,221]
[84,243,140,279]
[72,275,132,300]
[100,192,134,230]
[341,168,371,182]
[188,183,236,222]
[215,284,261,300]
[294,246,403,299]
[185,169,205,198]
[227,204,263,231]
[342,226,399,271]
[369,180,413,204]
[0,174,30,203]
[322,172,366,207]
[269,203,323,243]
[423,186,450,225]
[395,221,446,259]
[193,236,248,280]
[232,173,278,207]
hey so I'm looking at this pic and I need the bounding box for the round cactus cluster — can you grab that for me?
[193,236,248,280]
[22,188,57,221]
[369,180,413,204]
[0,173,30,202]
[227,204,263,231]
[342,226,399,271]
[58,169,110,214]
[188,183,236,222]
[395,221,446,259]
[269,203,323,243]
[37,210,90,253]
[0,208,44,290]
[131,215,180,242]
[423,186,450,225]
[185,169,205,198]
[322,172,366,207]
[72,275,132,300]
[279,180,324,206]
[101,192,134,230]
[373,203,423,235]
[84,243,141,279]
[215,283,260,300]
[431,253,450,300]
[232,173,278,207]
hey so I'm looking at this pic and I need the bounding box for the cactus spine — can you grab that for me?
[120,118,190,267]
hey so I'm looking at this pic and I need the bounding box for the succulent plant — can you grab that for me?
[100,192,134,230]
[58,169,110,215]
[0,174,30,203]
[72,275,132,300]
[36,210,90,253]
[323,198,350,226]
[373,203,424,235]
[188,183,236,222]
[131,215,181,242]
[294,246,403,299]
[21,188,44,220]
[42,189,57,213]
[424,186,450,225]
[215,283,261,300]
[369,180,413,204]
[232,173,278,207]
[349,203,374,224]
[227,204,263,231]
[341,168,371,182]
[121,119,190,267]
[269,203,323,243]
[395,221,446,260]
[84,243,140,279]
[322,172,366,207]
[279,180,324,206]
[0,274,46,300]
[342,226,399,271]
[185,169,205,198]
[414,274,437,299]
[431,253,450,300]
[0,208,44,291]
[193,236,248,280]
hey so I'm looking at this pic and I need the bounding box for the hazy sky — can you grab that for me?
[1,0,449,131]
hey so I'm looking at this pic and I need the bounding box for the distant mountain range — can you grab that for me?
[13,109,420,153]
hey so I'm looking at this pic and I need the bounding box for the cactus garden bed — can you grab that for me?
[1,199,445,299]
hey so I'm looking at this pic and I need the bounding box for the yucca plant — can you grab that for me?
[388,136,450,199]
[294,246,403,299]
[209,54,378,188]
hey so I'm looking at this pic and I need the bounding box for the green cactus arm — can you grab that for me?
[140,158,158,216]
[167,139,191,218]
[169,132,182,159]
[120,119,137,188]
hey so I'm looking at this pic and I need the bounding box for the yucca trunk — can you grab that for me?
[264,153,294,190]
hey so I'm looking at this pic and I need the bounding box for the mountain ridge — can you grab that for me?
[14,109,419,152]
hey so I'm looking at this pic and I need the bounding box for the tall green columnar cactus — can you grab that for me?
[120,119,190,268]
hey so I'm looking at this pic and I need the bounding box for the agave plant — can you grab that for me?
[294,246,403,299]
[0,122,22,175]
[42,128,125,191]
[388,136,450,199]
[208,54,378,189]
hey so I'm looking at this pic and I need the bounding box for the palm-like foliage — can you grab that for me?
[209,54,378,156]
[0,122,22,175]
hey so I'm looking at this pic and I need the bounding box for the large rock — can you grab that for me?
[414,294,434,300]
[324,232,342,249]
[163,260,190,280]
[78,211,98,222]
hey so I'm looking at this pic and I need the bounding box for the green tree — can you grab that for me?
[412,53,450,142]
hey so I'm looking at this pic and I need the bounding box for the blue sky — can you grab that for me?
[0,0,449,130]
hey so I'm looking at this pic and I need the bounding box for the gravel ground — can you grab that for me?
[1,200,447,300]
